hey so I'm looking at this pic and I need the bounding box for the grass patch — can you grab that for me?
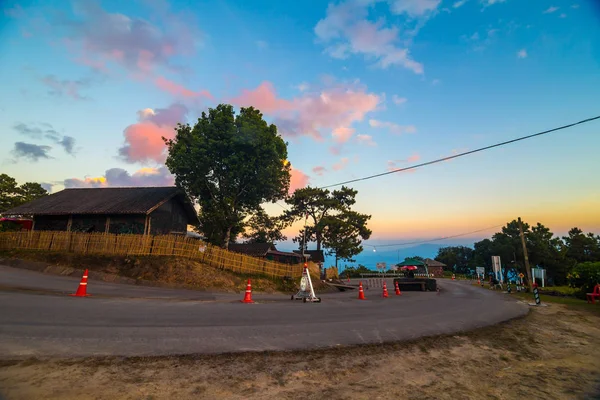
[0,249,309,294]
[513,291,600,315]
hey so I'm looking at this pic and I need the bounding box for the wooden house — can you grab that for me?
[1,187,198,235]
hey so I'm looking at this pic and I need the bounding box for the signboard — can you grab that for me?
[476,266,485,277]
[532,268,546,287]
[376,262,387,273]
[491,256,503,283]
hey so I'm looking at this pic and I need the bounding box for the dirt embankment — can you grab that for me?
[1,303,599,399]
[0,249,322,294]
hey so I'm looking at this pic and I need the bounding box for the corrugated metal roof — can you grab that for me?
[2,187,198,223]
[228,243,276,256]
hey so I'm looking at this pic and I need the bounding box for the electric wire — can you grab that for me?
[319,115,600,189]
[364,224,504,249]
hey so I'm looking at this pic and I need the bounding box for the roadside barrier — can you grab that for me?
[70,269,90,297]
[241,279,254,303]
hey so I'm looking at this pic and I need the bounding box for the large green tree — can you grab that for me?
[284,186,371,264]
[241,208,287,244]
[321,210,372,267]
[163,104,291,248]
[563,227,599,263]
[434,246,474,273]
[0,174,48,213]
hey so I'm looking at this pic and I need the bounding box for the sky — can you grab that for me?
[1,0,599,266]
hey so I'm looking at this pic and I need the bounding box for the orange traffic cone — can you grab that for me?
[241,279,254,303]
[347,276,350,283]
[452,274,455,280]
[395,281,402,296]
[477,278,481,285]
[382,282,389,298]
[70,269,90,297]
[358,282,366,300]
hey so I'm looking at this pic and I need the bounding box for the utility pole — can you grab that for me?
[518,217,533,291]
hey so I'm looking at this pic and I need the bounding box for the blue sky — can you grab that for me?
[1,0,599,265]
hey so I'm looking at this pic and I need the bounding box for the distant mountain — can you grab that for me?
[276,242,473,271]
[332,244,446,270]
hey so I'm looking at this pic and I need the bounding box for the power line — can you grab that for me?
[363,224,504,249]
[319,115,600,189]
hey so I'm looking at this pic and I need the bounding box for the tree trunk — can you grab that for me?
[335,255,338,268]
[223,226,232,250]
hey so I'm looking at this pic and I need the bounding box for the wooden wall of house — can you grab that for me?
[34,214,145,234]
[149,198,188,235]
[107,215,146,234]
[34,215,69,231]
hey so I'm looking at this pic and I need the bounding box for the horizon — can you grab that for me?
[1,0,599,257]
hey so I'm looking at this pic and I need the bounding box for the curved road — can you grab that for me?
[0,265,528,358]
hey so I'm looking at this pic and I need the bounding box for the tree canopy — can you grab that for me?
[434,219,600,286]
[163,104,291,248]
[284,186,371,267]
[241,207,287,244]
[0,174,48,213]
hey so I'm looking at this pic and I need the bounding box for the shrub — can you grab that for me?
[567,262,600,294]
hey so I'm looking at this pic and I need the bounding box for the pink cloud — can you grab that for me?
[59,1,200,77]
[154,76,213,99]
[332,157,349,171]
[312,166,327,176]
[407,153,420,162]
[386,153,420,171]
[64,166,174,188]
[289,168,310,194]
[119,103,188,164]
[329,145,342,155]
[356,134,376,146]
[369,119,417,135]
[230,82,292,113]
[230,80,380,143]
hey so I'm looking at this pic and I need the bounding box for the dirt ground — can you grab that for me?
[1,301,599,400]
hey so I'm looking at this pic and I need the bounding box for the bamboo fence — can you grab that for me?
[0,231,304,278]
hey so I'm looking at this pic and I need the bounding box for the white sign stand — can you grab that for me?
[292,264,321,303]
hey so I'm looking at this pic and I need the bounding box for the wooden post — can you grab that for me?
[518,217,533,291]
[66,215,73,232]
[104,217,111,234]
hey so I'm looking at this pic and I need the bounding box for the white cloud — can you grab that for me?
[571,4,579,9]
[543,6,559,13]
[453,0,468,8]
[392,94,407,105]
[256,40,268,49]
[314,1,425,73]
[559,13,567,18]
[388,0,442,17]
[481,0,506,5]
[369,119,416,135]
[517,49,527,58]
[431,79,441,85]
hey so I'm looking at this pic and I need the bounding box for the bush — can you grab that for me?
[567,262,600,294]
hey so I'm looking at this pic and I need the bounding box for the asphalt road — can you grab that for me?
[0,265,529,358]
